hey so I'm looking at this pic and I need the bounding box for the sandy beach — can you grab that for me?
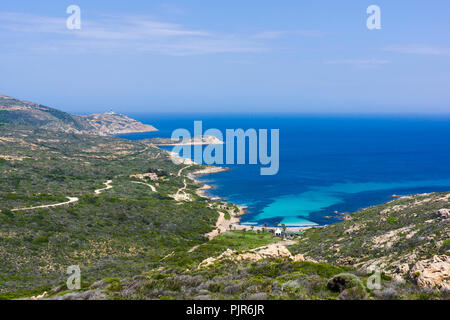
[187,165,313,234]
[157,145,314,233]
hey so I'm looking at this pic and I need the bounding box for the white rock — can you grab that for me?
[410,255,450,290]
[436,208,450,219]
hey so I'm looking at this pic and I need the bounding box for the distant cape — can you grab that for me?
[0,94,157,136]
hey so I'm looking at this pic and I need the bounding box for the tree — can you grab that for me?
[282,224,287,240]
[1,208,13,218]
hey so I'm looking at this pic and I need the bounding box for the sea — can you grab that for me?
[118,114,450,227]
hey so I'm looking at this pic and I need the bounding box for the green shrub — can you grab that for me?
[338,286,368,300]
[327,273,365,293]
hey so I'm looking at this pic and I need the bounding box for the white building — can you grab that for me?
[274,228,282,236]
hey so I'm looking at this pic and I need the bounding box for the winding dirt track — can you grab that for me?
[11,197,79,212]
[11,180,114,212]
[177,165,193,177]
[172,179,191,201]
[131,181,156,192]
[94,180,113,195]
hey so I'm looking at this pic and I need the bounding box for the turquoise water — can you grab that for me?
[119,115,450,227]
[257,179,450,226]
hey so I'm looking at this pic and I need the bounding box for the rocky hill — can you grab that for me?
[80,193,446,301]
[290,192,450,291]
[0,95,448,300]
[81,112,157,136]
[0,94,157,136]
[0,123,216,298]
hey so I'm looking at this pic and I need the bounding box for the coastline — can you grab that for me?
[188,165,313,233]
[187,166,228,199]
[155,145,313,233]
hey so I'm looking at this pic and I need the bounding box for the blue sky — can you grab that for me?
[0,0,449,114]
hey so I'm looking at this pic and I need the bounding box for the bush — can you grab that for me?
[338,286,368,300]
[223,283,242,295]
[440,239,450,254]
[373,287,399,300]
[327,273,365,293]
[1,209,14,218]
[249,262,281,278]
[386,216,398,224]
[105,277,123,292]
[247,292,268,300]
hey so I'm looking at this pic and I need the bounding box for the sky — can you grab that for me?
[0,0,449,114]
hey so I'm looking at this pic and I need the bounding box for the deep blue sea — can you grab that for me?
[119,114,450,227]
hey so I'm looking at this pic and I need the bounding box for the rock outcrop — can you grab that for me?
[436,208,450,219]
[290,192,450,290]
[199,243,312,268]
[410,255,450,290]
[80,112,157,135]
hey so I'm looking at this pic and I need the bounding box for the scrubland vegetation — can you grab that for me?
[1,123,448,300]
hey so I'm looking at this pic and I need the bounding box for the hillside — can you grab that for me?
[0,94,157,135]
[290,192,450,290]
[42,193,448,301]
[0,99,448,301]
[0,123,223,298]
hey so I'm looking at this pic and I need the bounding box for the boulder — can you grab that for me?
[436,208,450,219]
[395,263,410,275]
[335,257,355,265]
[410,255,450,290]
[293,254,305,262]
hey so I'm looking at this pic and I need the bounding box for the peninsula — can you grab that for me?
[0,94,157,136]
